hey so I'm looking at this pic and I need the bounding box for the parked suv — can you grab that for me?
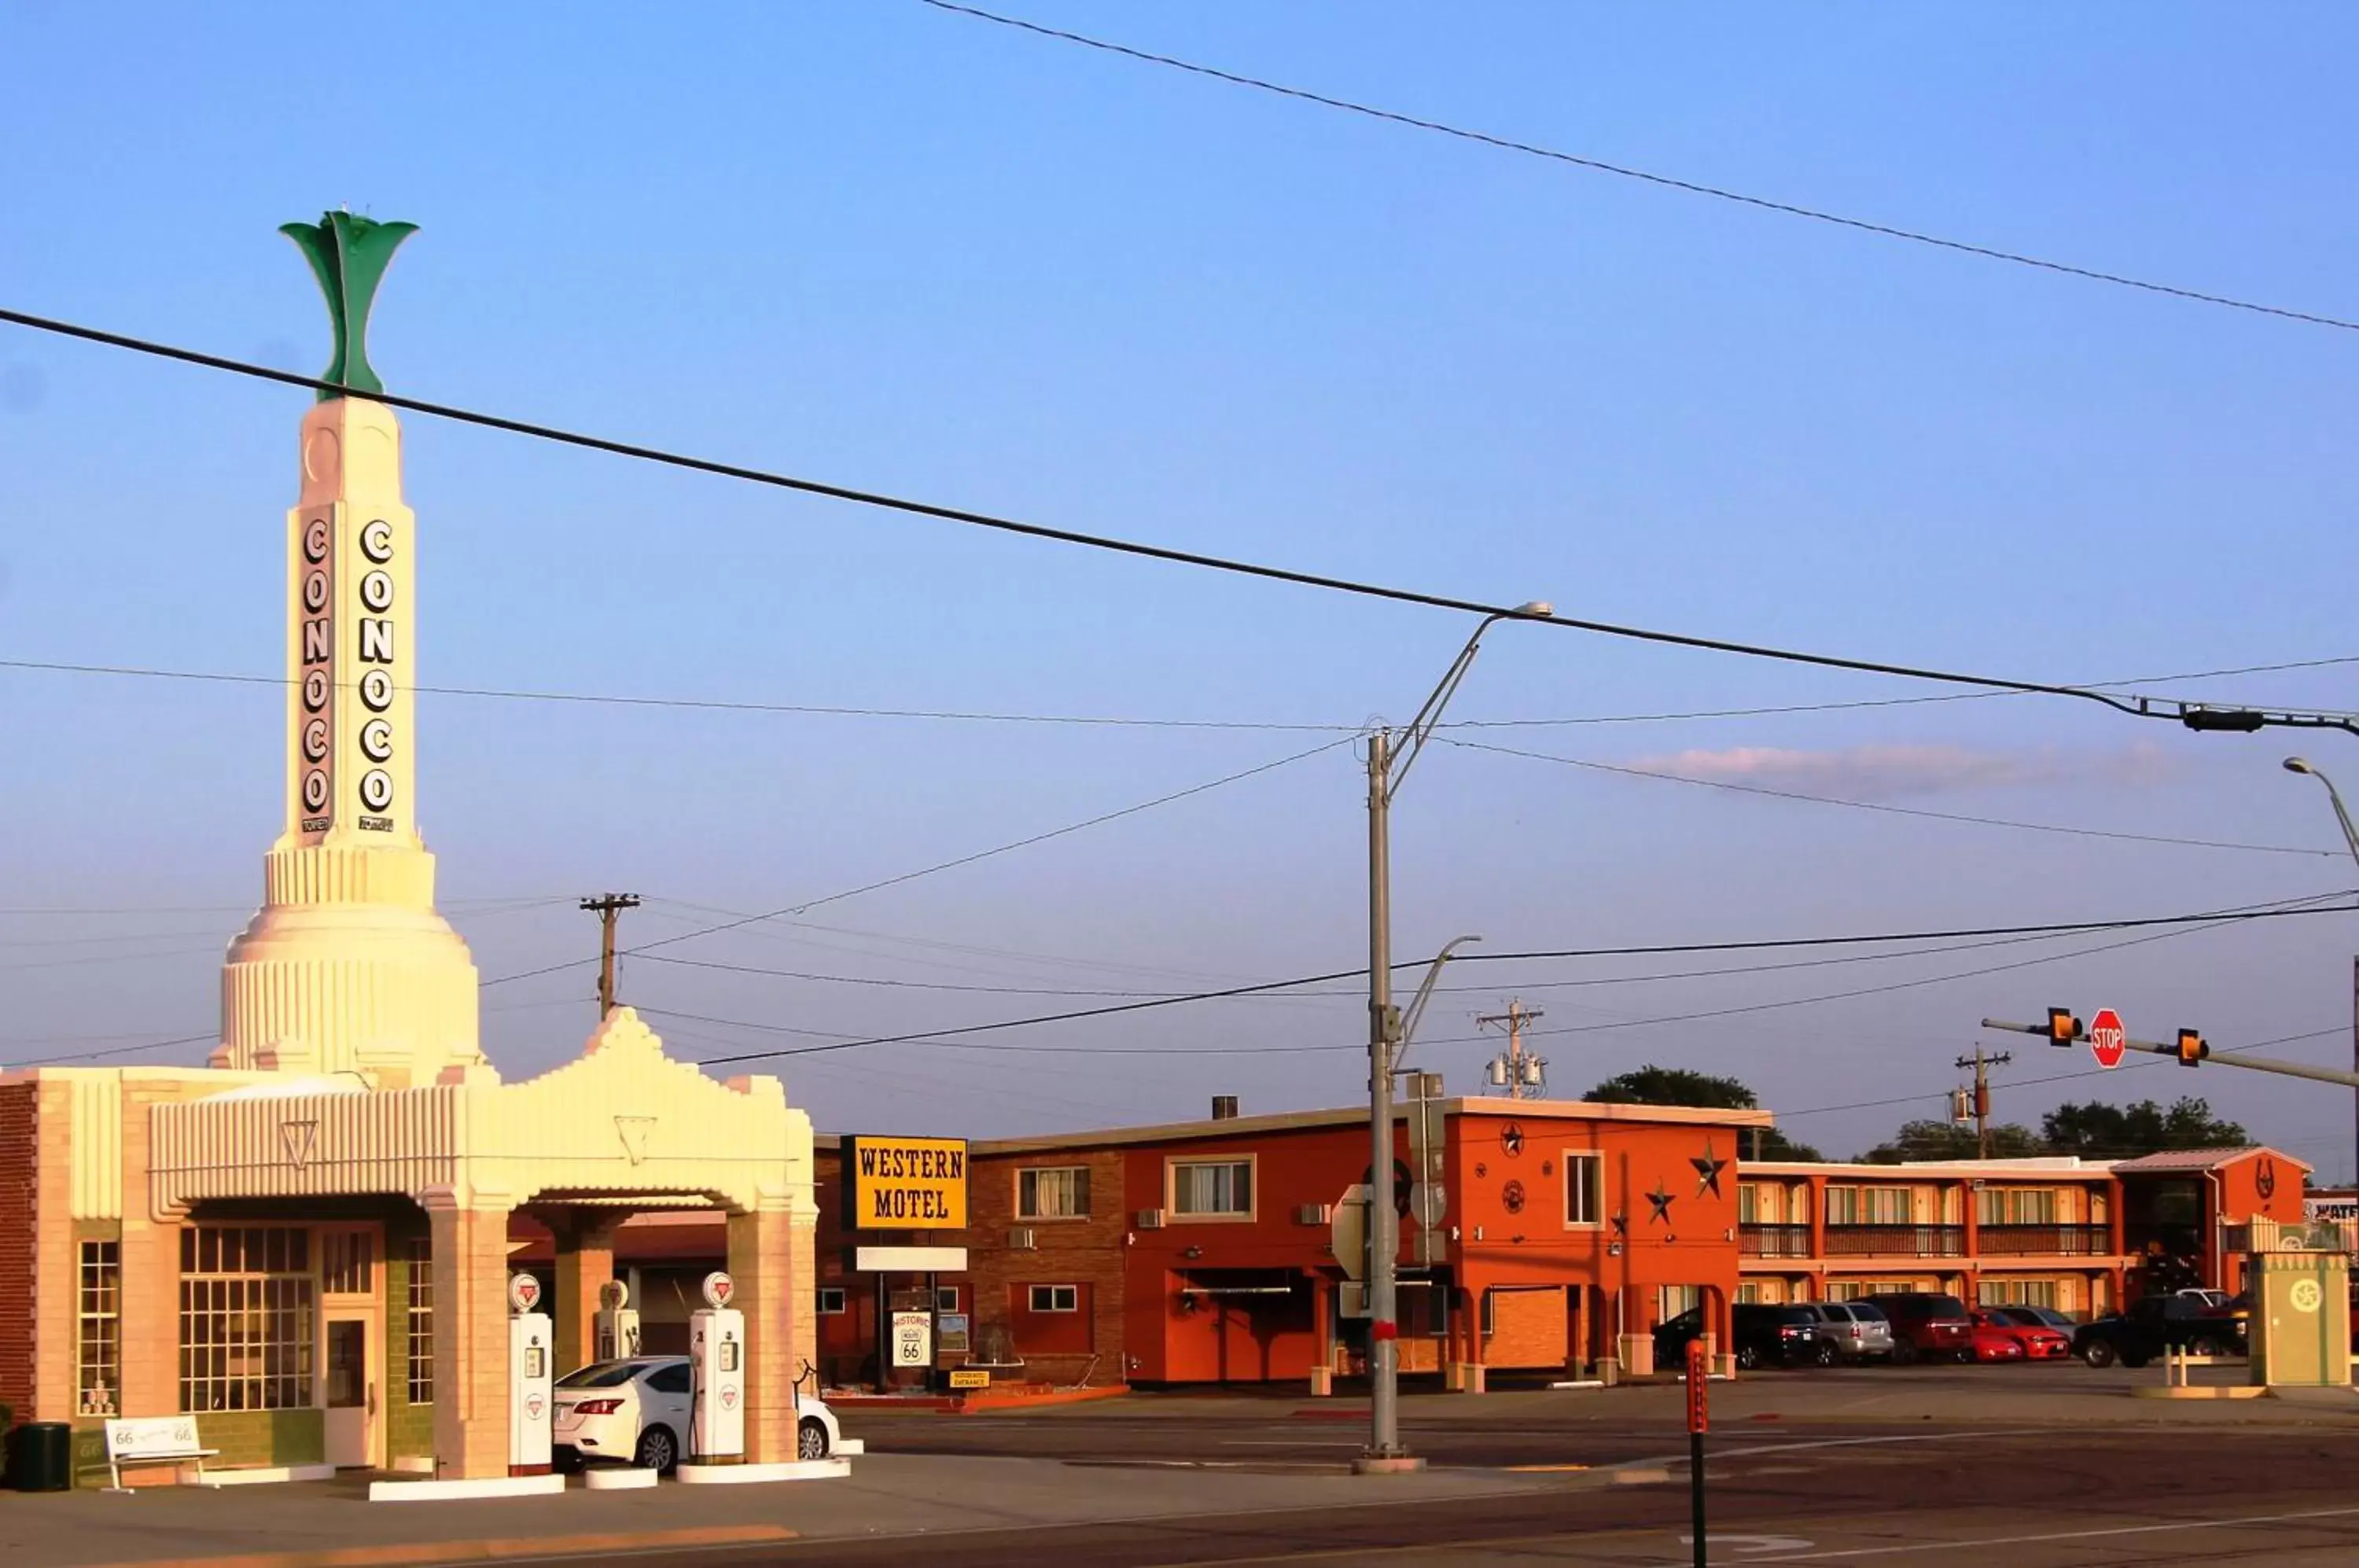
[1860,1292,1974,1364]
[1654,1304,1831,1371]
[1801,1301,1896,1363]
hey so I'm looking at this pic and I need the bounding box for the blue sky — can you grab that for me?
[2,2,2356,1169]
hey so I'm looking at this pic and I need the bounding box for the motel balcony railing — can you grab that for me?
[1823,1224,1967,1258]
[1738,1224,1813,1258]
[1974,1223,2114,1257]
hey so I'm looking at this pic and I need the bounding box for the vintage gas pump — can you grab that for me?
[508,1272,554,1474]
[594,1279,642,1362]
[688,1270,745,1461]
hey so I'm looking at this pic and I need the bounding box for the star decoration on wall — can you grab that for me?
[1691,1138,1728,1199]
[1610,1210,1628,1237]
[1645,1181,1676,1227]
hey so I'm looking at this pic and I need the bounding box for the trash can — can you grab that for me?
[7,1422,73,1492]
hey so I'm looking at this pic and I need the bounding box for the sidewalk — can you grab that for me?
[0,1453,1566,1568]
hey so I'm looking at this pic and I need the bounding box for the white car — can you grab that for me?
[553,1355,844,1471]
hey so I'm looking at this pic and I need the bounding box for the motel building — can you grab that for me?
[0,216,819,1485]
[586,1095,1777,1392]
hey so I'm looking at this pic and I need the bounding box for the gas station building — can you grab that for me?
[0,215,819,1482]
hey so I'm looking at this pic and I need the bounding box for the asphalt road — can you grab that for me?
[554,1370,2359,1566]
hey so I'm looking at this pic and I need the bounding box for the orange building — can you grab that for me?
[596,1096,1770,1391]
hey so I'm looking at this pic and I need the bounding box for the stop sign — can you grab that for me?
[2089,1007,2127,1069]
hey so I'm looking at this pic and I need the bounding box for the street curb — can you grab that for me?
[76,1524,798,1568]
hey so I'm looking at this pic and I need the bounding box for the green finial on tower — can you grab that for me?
[281,211,418,401]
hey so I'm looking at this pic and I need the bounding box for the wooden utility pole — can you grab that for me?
[1954,1046,2011,1159]
[1478,999,1547,1100]
[580,893,641,1018]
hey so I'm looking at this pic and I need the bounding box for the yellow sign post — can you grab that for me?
[846,1136,970,1229]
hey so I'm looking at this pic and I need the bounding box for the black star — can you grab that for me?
[1691,1138,1728,1199]
[1500,1124,1525,1158]
[1610,1210,1628,1237]
[1645,1181,1676,1227]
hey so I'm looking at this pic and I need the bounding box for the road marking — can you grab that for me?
[1503,1463,1591,1473]
[90,1525,801,1568]
[1220,1440,1364,1447]
[1684,1536,1815,1555]
[1741,1504,2359,1562]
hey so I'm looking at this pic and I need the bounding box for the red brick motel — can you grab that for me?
[517,1100,2313,1393]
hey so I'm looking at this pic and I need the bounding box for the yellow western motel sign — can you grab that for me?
[847,1136,970,1228]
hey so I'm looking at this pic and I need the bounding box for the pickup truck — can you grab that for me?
[2074,1294,2245,1367]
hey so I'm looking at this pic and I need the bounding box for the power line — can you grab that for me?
[662,896,2359,1071]
[919,1,2359,335]
[9,651,2356,735]
[1774,1025,2350,1122]
[481,737,1350,988]
[1422,895,2357,1049]
[6,307,2356,738]
[1444,736,2341,859]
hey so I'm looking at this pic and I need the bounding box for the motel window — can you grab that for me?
[1826,1282,1861,1301]
[1018,1165,1091,1221]
[1658,1285,1701,1321]
[818,1288,848,1315]
[1563,1151,1603,1227]
[404,1237,433,1406]
[1976,1187,2059,1226]
[1735,1283,1763,1305]
[1736,1184,1761,1224]
[936,1286,960,1314]
[178,1226,315,1412]
[1978,1279,2059,1308]
[1170,1158,1253,1218]
[1029,1284,1080,1313]
[1826,1186,1911,1225]
[79,1240,120,1417]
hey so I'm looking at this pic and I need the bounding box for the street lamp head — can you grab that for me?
[1514,601,1554,618]
[2285,756,2317,776]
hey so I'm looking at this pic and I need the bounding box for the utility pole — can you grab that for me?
[1478,999,1547,1099]
[1953,1047,2010,1159]
[1355,599,1551,1476]
[580,893,640,1018]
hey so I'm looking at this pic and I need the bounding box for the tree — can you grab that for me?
[2040,1097,2249,1159]
[1584,1065,1824,1161]
[1857,1120,2044,1164]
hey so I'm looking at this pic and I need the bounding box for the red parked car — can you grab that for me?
[1969,1308,2069,1361]
[1860,1293,1975,1364]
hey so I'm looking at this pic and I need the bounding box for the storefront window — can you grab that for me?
[178,1226,314,1412]
[405,1236,433,1405]
[79,1240,120,1416]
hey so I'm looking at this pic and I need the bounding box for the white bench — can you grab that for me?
[104,1416,218,1490]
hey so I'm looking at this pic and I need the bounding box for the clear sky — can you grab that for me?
[2,3,2356,1170]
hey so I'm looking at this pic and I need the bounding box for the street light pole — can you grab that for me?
[1358,602,1549,1474]
[2285,757,2359,1187]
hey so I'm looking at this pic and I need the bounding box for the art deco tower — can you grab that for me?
[212,214,488,1088]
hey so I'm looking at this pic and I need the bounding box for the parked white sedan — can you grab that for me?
[553,1356,844,1471]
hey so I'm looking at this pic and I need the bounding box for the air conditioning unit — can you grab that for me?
[1135,1208,1165,1229]
[1296,1202,1333,1226]
[1008,1228,1036,1250]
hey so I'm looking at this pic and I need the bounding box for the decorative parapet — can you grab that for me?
[150,1009,809,1220]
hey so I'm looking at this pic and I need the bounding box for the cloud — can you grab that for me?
[1625,742,2178,801]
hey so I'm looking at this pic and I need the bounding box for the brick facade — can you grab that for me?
[0,1081,35,1429]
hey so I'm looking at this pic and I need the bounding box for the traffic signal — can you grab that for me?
[2046,1008,2083,1047]
[2176,1028,2209,1068]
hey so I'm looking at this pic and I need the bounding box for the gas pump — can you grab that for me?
[594,1279,642,1361]
[688,1270,745,1461]
[508,1272,554,1473]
